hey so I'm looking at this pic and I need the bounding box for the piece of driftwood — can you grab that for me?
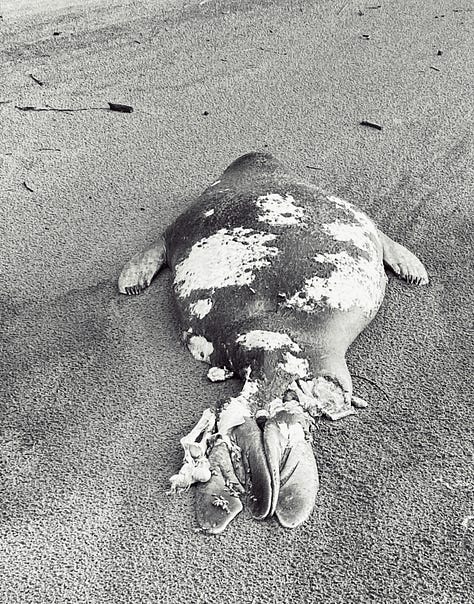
[360,120,382,130]
[107,102,134,113]
[15,103,134,114]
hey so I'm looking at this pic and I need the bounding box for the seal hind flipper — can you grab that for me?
[378,230,429,285]
[232,418,273,520]
[263,410,319,528]
[118,236,167,295]
[195,440,244,534]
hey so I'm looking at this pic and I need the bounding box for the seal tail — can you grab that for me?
[118,236,167,295]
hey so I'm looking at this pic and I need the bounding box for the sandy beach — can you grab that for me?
[1,0,473,602]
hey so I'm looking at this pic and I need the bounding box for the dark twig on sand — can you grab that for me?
[430,66,440,72]
[15,103,134,114]
[23,181,34,192]
[16,105,94,113]
[306,165,323,170]
[353,374,390,401]
[29,74,44,86]
[0,100,12,105]
[360,120,383,130]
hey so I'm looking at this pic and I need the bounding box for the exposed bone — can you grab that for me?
[217,396,251,437]
[216,372,259,437]
[290,380,322,417]
[352,395,369,408]
[291,378,355,421]
[207,366,234,382]
[312,376,355,419]
[168,408,216,493]
[267,396,306,418]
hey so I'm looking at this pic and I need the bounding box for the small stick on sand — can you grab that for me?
[360,120,383,130]
[15,103,134,114]
[29,74,44,86]
[16,105,92,113]
[23,181,34,192]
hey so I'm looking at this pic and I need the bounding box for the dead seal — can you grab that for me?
[118,152,429,534]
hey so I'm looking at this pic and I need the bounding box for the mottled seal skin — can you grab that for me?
[166,153,385,394]
[118,152,429,534]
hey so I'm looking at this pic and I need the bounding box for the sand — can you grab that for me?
[0,0,473,602]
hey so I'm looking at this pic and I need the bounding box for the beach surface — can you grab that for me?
[1,0,473,602]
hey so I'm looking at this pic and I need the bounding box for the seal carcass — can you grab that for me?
[118,152,429,534]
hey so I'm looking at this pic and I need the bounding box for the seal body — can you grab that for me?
[165,152,386,400]
[119,151,428,533]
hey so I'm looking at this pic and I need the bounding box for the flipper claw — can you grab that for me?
[118,237,167,294]
[379,231,429,286]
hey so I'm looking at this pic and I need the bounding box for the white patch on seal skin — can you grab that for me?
[189,298,213,319]
[285,250,386,316]
[255,193,305,226]
[278,352,310,378]
[324,196,380,258]
[323,220,378,256]
[174,227,279,298]
[187,335,214,364]
[204,208,215,217]
[236,330,301,352]
[328,195,378,233]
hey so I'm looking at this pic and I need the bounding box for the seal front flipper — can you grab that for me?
[118,236,167,295]
[378,230,429,285]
